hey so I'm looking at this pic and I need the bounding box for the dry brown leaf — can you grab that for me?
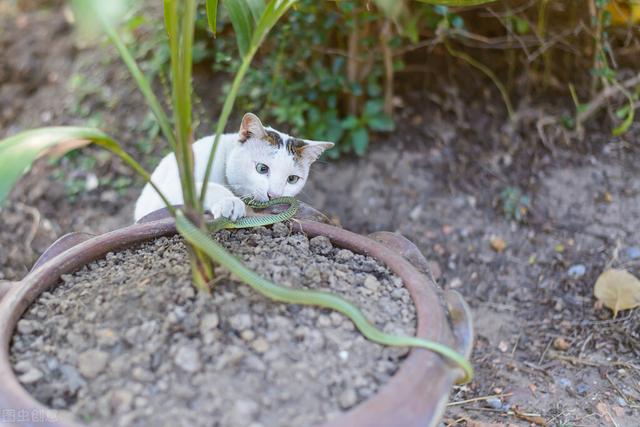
[594,269,640,318]
[512,407,548,426]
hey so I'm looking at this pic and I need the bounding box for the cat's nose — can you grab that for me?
[268,192,281,200]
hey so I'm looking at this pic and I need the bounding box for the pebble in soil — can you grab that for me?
[10,226,416,427]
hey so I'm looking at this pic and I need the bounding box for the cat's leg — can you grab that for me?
[196,182,246,220]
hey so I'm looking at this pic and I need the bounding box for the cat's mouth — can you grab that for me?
[242,191,269,203]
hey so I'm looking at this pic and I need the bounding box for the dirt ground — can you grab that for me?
[1,3,639,427]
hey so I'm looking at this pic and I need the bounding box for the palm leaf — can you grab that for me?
[224,0,256,57]
[205,0,219,35]
[0,127,171,209]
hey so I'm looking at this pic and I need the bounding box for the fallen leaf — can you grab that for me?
[553,337,571,351]
[490,236,507,253]
[529,383,537,396]
[554,243,565,253]
[498,340,509,352]
[512,406,548,426]
[603,191,613,203]
[594,269,640,318]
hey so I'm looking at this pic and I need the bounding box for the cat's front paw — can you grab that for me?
[208,196,246,221]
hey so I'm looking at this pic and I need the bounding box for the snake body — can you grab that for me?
[207,196,300,232]
[178,197,473,383]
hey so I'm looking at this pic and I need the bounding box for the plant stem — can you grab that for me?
[199,55,253,206]
[167,0,213,290]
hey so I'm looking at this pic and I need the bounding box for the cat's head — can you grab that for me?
[225,113,334,201]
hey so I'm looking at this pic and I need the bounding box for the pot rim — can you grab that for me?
[0,218,460,427]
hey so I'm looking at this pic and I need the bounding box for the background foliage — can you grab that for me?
[124,0,640,158]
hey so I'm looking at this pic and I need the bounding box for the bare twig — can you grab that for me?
[576,73,640,129]
[447,393,513,407]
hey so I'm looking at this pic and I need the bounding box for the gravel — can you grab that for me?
[10,226,416,427]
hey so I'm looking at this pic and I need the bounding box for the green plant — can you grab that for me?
[500,186,530,222]
[0,0,476,385]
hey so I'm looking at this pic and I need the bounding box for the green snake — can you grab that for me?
[176,197,473,383]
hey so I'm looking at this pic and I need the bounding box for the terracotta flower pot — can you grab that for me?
[0,211,473,427]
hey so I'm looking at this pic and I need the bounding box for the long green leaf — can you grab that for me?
[224,0,256,57]
[250,0,296,49]
[205,0,219,35]
[246,0,266,24]
[0,127,172,212]
[612,89,636,136]
[175,212,474,383]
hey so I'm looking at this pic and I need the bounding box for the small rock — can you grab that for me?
[338,388,358,409]
[568,264,586,278]
[485,396,503,410]
[553,337,571,351]
[110,389,134,413]
[231,399,259,423]
[489,236,507,253]
[626,246,640,260]
[316,315,332,328]
[272,222,288,237]
[335,249,353,262]
[132,367,154,382]
[309,236,333,255]
[240,330,256,341]
[174,346,201,373]
[251,338,269,354]
[576,383,589,396]
[77,349,109,379]
[95,328,119,347]
[409,205,422,221]
[449,277,463,289]
[200,313,219,331]
[558,377,571,388]
[229,313,252,331]
[363,275,380,291]
[18,368,43,384]
[16,319,42,335]
[14,360,35,374]
[59,364,86,392]
[329,312,343,326]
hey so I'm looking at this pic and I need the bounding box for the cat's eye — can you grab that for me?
[256,163,269,174]
[287,175,300,184]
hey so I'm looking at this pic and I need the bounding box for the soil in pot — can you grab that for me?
[10,223,416,427]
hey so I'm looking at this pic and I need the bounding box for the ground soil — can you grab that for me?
[1,2,640,427]
[10,228,414,427]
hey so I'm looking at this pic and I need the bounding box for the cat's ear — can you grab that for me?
[300,140,334,162]
[239,112,267,142]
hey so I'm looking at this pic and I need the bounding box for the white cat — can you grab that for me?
[134,113,333,221]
